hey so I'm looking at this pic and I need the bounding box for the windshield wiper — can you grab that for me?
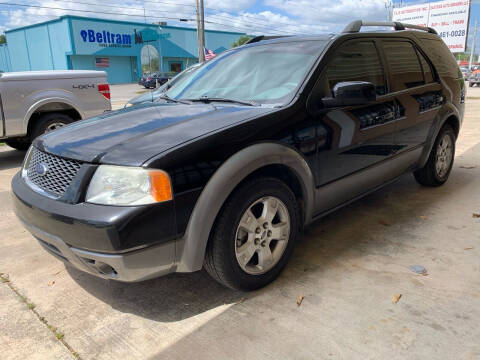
[184,96,258,106]
[158,94,191,104]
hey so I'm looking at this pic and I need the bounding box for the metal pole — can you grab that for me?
[200,0,205,58]
[385,1,393,22]
[469,21,477,70]
[196,0,205,62]
[143,8,152,75]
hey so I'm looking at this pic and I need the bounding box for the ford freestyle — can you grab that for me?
[12,21,464,290]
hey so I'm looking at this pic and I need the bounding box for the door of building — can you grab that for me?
[131,57,138,82]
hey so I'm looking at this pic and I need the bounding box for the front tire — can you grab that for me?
[204,177,300,291]
[414,124,455,187]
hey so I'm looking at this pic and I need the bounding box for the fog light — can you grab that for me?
[95,262,118,277]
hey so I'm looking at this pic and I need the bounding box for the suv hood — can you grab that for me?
[36,102,274,166]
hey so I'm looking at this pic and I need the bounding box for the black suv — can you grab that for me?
[12,21,464,291]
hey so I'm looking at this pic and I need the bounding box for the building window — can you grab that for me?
[169,62,182,73]
[141,45,159,74]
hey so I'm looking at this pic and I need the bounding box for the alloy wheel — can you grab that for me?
[435,133,453,178]
[234,196,290,275]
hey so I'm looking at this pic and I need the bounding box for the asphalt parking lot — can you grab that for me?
[1,84,480,360]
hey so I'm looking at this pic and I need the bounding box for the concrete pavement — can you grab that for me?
[1,86,480,359]
[109,83,149,110]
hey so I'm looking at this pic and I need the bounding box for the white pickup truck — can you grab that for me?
[0,70,111,150]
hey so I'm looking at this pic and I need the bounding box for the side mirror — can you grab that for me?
[322,81,376,108]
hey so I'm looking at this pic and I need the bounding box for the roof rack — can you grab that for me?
[245,35,290,44]
[342,20,437,35]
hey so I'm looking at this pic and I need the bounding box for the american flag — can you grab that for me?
[204,47,216,61]
[95,57,110,68]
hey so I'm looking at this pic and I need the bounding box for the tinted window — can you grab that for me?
[418,51,434,83]
[325,41,386,95]
[384,41,424,91]
[420,38,460,79]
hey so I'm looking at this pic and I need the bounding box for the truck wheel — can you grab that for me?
[204,177,300,291]
[5,139,30,151]
[31,113,74,140]
[469,81,474,87]
[414,124,455,187]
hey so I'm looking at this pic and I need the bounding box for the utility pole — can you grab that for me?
[143,8,152,75]
[385,0,394,22]
[196,0,205,62]
[469,20,478,70]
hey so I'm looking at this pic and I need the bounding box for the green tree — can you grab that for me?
[0,34,6,45]
[231,35,252,48]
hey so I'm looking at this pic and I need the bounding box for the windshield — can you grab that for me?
[166,41,326,105]
[152,65,201,96]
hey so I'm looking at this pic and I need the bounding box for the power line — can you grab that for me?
[0,1,305,35]
[70,0,345,34]
[205,17,304,35]
[50,0,191,15]
[49,0,294,35]
[121,0,316,33]
[0,2,196,22]
[206,13,311,35]
[49,0,311,35]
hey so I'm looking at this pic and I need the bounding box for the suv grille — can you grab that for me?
[26,148,82,197]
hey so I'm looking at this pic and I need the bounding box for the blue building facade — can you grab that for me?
[0,16,244,84]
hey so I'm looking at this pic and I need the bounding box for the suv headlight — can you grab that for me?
[86,165,173,205]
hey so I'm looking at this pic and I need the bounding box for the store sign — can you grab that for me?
[134,28,161,44]
[71,19,171,55]
[78,28,165,49]
[80,29,133,48]
[392,0,470,53]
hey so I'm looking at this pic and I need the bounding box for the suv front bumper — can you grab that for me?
[11,172,177,282]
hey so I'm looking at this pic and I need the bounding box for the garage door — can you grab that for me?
[70,55,135,84]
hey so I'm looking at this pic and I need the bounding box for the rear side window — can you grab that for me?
[419,38,460,79]
[383,41,424,91]
[325,41,386,95]
[418,51,435,83]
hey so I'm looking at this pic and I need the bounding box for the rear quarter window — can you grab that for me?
[417,50,435,83]
[418,38,460,79]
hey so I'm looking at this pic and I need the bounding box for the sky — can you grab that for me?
[0,0,479,51]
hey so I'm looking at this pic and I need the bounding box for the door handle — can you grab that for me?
[375,110,395,124]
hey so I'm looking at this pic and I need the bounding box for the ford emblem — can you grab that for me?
[35,163,49,176]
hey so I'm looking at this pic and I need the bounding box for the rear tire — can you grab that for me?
[204,177,300,291]
[31,113,74,140]
[414,124,455,187]
[5,138,30,151]
[469,81,474,87]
